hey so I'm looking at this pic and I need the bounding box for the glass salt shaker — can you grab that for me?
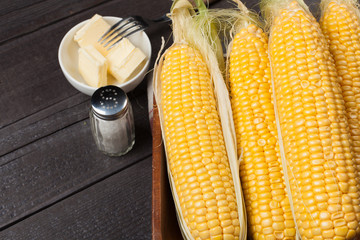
[89,85,135,156]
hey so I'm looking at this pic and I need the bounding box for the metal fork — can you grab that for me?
[98,0,221,50]
[98,15,169,50]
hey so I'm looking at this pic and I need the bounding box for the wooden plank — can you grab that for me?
[0,157,152,240]
[152,99,183,240]
[0,0,172,43]
[0,0,171,231]
[0,89,149,164]
[0,93,88,159]
[0,0,44,16]
[0,91,152,229]
[0,0,172,129]
[0,18,80,129]
[0,0,107,43]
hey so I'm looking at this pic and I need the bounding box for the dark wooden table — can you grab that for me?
[0,0,319,239]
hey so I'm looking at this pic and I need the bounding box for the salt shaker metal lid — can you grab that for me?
[91,85,128,120]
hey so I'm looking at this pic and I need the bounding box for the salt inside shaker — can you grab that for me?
[89,85,135,156]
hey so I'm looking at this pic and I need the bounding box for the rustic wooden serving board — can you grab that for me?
[152,99,183,240]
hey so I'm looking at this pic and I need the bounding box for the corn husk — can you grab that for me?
[153,0,246,239]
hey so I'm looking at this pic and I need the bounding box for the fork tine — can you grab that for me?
[103,23,139,47]
[98,16,149,50]
[106,25,147,50]
[98,17,133,43]
[103,20,144,47]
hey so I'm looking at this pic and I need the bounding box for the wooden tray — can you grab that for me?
[151,99,183,240]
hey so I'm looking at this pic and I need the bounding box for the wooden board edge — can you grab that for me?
[152,96,163,240]
[151,96,183,240]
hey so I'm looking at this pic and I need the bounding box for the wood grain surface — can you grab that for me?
[0,0,171,238]
[1,156,152,240]
[152,99,183,240]
[0,0,322,239]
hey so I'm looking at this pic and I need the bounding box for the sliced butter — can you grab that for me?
[74,14,110,56]
[78,45,107,88]
[106,38,136,66]
[106,38,146,84]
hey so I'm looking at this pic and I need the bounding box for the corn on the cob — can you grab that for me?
[262,0,360,239]
[320,0,360,188]
[229,21,296,239]
[160,43,240,240]
[153,0,245,239]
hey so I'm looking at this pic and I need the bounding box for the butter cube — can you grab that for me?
[74,14,110,56]
[106,38,146,83]
[106,38,136,66]
[78,45,107,88]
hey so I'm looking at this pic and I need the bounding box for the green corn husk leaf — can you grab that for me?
[153,0,247,239]
[230,0,265,35]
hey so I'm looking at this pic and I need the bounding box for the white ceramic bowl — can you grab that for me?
[58,16,151,95]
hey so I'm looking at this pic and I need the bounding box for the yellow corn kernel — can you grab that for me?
[161,44,240,239]
[266,0,360,239]
[320,0,360,183]
[229,23,296,239]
